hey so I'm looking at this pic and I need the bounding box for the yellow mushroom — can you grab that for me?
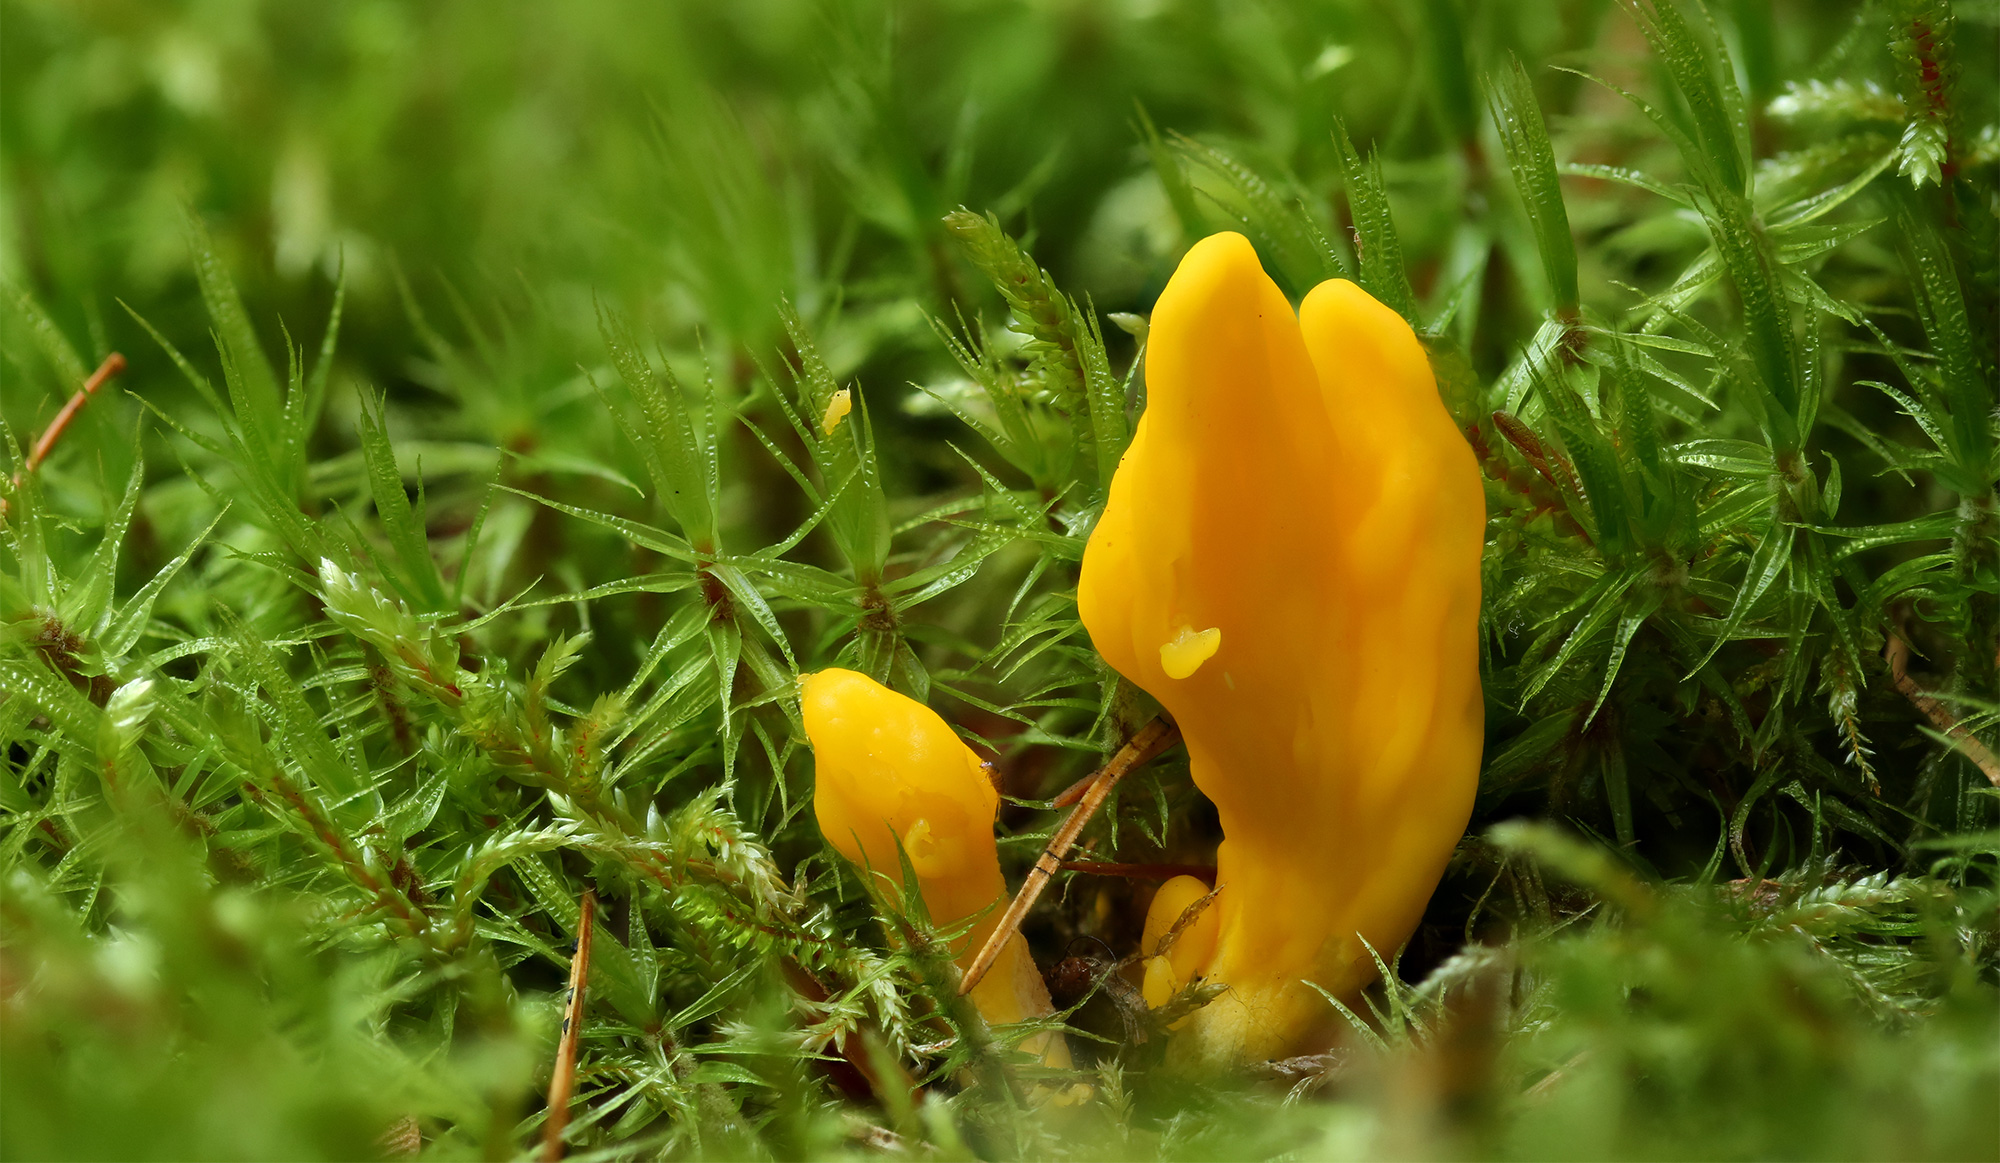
[1078,232,1485,1063]
[1137,873,1220,1012]
[801,667,1069,1065]
[820,388,853,435]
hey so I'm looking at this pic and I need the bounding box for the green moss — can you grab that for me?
[2,1,1994,1158]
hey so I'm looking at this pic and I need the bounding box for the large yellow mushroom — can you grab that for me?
[801,668,1069,1065]
[1078,232,1485,1063]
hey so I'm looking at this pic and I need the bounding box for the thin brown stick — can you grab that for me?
[959,717,1178,996]
[1525,1050,1591,1101]
[541,889,596,1162]
[4,353,128,522]
[1887,635,2000,787]
[26,353,126,475]
[1056,860,1215,881]
[1049,768,1099,810]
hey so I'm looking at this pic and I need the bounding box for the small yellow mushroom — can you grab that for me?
[1137,874,1220,1010]
[1078,233,1485,1063]
[820,388,853,435]
[801,668,1068,1064]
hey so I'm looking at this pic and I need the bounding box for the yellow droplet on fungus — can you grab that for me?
[1159,625,1221,679]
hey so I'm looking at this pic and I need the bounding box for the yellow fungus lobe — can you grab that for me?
[1078,232,1485,1063]
[800,667,1068,1065]
[1140,957,1178,1011]
[820,388,853,435]
[1159,625,1222,679]
[1138,874,1221,1010]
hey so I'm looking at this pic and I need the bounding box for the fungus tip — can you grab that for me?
[1141,955,1177,1008]
[1159,626,1221,679]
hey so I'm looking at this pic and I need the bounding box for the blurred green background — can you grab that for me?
[5,0,1630,429]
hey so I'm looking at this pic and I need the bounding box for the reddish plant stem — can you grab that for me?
[24,353,127,476]
[241,771,434,943]
[1056,860,1216,881]
[4,353,128,522]
[1463,415,1592,546]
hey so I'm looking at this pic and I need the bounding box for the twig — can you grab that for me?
[542,888,596,1162]
[4,353,127,520]
[1886,635,2000,787]
[1525,1050,1590,1101]
[24,353,127,476]
[959,717,1178,996]
[1056,860,1215,881]
[1049,768,1101,810]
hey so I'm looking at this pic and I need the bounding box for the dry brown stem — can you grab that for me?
[25,352,127,474]
[4,353,128,522]
[1886,635,2000,787]
[958,717,1178,996]
[541,888,596,1162]
[1056,860,1216,881]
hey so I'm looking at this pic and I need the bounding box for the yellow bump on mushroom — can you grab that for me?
[1159,626,1222,679]
[801,667,1069,1066]
[820,388,853,435]
[1138,874,1221,1010]
[1078,232,1485,1064]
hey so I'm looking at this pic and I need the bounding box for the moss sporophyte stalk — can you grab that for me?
[1078,232,1487,1063]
